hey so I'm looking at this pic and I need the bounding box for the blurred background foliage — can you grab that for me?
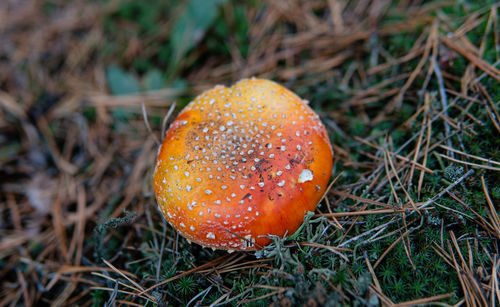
[0,0,499,306]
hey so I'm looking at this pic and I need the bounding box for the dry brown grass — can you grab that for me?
[0,0,499,306]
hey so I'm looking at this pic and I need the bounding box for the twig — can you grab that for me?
[442,36,500,82]
[339,169,474,248]
[418,107,432,199]
[137,254,233,296]
[418,169,474,211]
[101,259,156,302]
[319,207,432,218]
[156,219,167,283]
[364,252,382,292]
[477,83,500,134]
[141,103,160,146]
[338,217,398,248]
[161,102,177,142]
[481,176,500,235]
[370,100,457,193]
[432,56,454,158]
[436,153,500,171]
[186,286,213,307]
[439,145,500,166]
[298,242,350,262]
[394,293,453,307]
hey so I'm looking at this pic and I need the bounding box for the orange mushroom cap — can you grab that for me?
[153,78,333,251]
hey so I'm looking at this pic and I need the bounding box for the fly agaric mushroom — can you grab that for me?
[153,78,333,251]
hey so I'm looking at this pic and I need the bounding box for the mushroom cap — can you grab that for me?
[153,78,333,251]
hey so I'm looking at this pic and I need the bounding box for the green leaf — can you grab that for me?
[142,69,165,91]
[106,66,141,96]
[169,0,227,74]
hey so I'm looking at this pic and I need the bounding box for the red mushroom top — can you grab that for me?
[153,78,333,251]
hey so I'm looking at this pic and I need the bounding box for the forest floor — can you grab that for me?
[0,0,499,306]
